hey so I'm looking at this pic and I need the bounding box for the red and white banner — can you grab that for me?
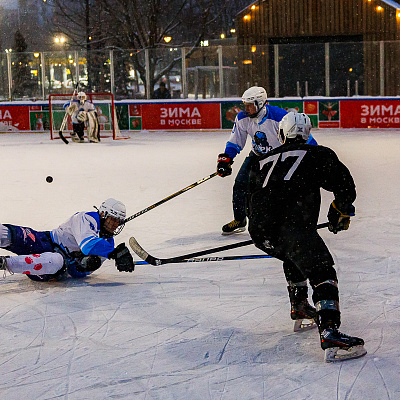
[340,100,400,128]
[0,105,30,131]
[141,103,221,130]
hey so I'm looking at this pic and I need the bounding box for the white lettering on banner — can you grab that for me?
[160,107,202,118]
[0,110,12,120]
[382,105,393,114]
[370,106,380,116]
[360,104,400,117]
[166,119,202,126]
[361,105,368,116]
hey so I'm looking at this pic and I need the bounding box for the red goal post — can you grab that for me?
[49,93,120,140]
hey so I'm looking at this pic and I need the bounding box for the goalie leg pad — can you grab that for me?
[87,111,100,143]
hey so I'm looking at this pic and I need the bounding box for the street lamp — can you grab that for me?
[54,36,66,44]
[164,36,172,43]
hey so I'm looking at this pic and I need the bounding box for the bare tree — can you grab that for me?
[50,0,244,96]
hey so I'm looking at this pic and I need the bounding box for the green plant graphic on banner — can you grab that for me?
[221,102,244,129]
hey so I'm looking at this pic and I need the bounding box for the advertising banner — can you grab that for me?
[340,99,400,128]
[141,103,221,130]
[0,105,30,131]
[221,102,243,129]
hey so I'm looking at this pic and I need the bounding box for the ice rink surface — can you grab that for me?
[0,128,399,400]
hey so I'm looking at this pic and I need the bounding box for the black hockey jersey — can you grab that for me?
[248,141,356,239]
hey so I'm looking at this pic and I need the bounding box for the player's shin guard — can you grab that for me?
[287,281,317,332]
[5,252,64,276]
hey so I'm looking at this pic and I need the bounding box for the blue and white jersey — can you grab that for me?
[63,99,96,124]
[225,105,287,159]
[50,211,114,258]
[225,105,317,158]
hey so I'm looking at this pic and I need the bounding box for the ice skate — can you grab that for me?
[320,328,367,362]
[0,256,8,270]
[222,219,246,235]
[71,133,84,143]
[288,285,317,332]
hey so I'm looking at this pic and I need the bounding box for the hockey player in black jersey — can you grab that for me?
[247,111,366,362]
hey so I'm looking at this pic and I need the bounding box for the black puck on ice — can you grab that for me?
[46,176,53,183]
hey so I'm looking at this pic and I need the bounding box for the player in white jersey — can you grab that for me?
[64,92,100,143]
[0,198,134,281]
[217,86,317,235]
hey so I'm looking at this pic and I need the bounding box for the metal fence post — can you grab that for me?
[181,47,187,98]
[41,52,46,100]
[274,44,279,97]
[75,51,79,86]
[7,52,12,101]
[325,42,330,97]
[217,45,224,97]
[110,49,115,95]
[380,41,385,96]
[145,48,151,99]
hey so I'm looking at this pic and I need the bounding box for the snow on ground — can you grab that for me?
[0,129,399,400]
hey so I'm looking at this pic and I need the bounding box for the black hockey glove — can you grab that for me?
[217,153,233,177]
[76,255,102,273]
[327,201,355,234]
[108,243,135,272]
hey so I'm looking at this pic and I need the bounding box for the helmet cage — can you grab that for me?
[97,198,126,237]
[242,86,268,117]
[77,92,87,104]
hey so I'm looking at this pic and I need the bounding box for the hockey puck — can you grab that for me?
[46,176,53,183]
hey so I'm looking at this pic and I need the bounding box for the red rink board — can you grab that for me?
[141,103,221,130]
[0,105,30,130]
[340,100,400,128]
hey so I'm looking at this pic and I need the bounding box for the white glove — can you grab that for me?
[77,110,87,122]
[66,103,78,115]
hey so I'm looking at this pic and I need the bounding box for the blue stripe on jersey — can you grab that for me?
[86,211,101,230]
[236,111,247,121]
[225,141,241,158]
[80,235,114,257]
[307,134,318,145]
[266,105,288,122]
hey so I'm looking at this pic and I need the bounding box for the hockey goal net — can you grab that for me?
[49,93,122,140]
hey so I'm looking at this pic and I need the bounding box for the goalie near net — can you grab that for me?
[49,93,123,140]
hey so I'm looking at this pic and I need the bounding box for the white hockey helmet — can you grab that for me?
[77,91,87,104]
[278,111,312,143]
[98,198,126,236]
[242,86,267,116]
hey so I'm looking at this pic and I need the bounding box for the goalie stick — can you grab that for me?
[123,172,218,224]
[129,222,330,266]
[58,81,80,144]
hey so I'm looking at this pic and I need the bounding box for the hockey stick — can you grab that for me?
[134,254,273,265]
[123,172,218,224]
[129,222,330,266]
[58,82,80,144]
